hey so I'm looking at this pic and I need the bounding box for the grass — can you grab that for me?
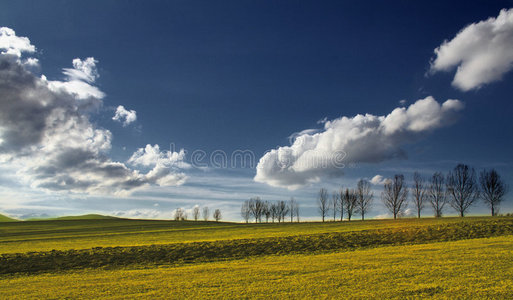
[1,216,512,298]
[0,213,18,222]
[0,216,505,254]
[2,217,513,274]
[1,235,512,299]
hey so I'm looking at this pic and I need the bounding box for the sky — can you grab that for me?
[1,1,513,221]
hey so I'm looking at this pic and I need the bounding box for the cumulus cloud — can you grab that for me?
[113,105,137,126]
[0,27,35,59]
[370,175,390,186]
[255,96,464,189]
[0,27,188,195]
[430,8,513,91]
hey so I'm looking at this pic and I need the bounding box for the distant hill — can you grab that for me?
[24,214,120,221]
[0,214,18,222]
[52,214,120,220]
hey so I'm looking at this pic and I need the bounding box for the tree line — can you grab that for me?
[317,178,374,222]
[241,197,300,223]
[174,206,223,222]
[316,165,507,221]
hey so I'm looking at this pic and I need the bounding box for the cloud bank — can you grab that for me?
[0,27,187,195]
[255,96,464,189]
[430,8,513,91]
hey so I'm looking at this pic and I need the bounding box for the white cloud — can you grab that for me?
[0,27,35,59]
[113,105,137,126]
[128,144,188,168]
[128,144,189,187]
[112,209,171,220]
[44,57,105,100]
[370,175,390,186]
[63,57,99,83]
[430,8,513,91]
[255,96,464,189]
[0,27,188,195]
[373,213,391,220]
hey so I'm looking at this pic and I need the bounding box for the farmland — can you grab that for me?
[1,216,513,298]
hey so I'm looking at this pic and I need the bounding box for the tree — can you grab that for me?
[356,179,373,220]
[382,174,408,220]
[213,209,222,222]
[248,197,264,223]
[293,201,300,222]
[202,206,209,221]
[174,208,186,221]
[331,191,338,221]
[446,164,479,217]
[343,188,357,221]
[429,172,447,217]
[318,188,329,222]
[241,200,250,223]
[276,200,289,223]
[263,201,271,223]
[412,172,426,218]
[338,189,345,221]
[192,206,200,221]
[289,197,296,222]
[270,202,278,222]
[480,169,508,216]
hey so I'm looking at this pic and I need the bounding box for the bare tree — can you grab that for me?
[241,200,250,223]
[174,208,186,221]
[480,169,508,216]
[412,172,426,218]
[331,191,338,221]
[276,200,289,223]
[263,201,271,223]
[193,206,200,221]
[202,206,209,221]
[294,201,300,222]
[270,202,278,222]
[343,188,357,221]
[429,172,447,217]
[289,197,296,222]
[213,209,222,222]
[338,189,345,221]
[318,188,329,222]
[382,174,408,220]
[248,197,264,223]
[446,164,480,217]
[356,179,373,220]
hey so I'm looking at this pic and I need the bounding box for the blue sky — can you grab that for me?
[1,1,513,220]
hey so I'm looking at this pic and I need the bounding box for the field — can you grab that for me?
[1,216,513,298]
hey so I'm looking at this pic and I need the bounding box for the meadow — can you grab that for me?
[1,216,513,298]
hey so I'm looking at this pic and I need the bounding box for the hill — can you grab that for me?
[0,213,17,222]
[52,214,120,220]
[25,214,120,221]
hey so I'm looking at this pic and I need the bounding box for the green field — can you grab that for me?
[1,216,513,298]
[0,213,17,222]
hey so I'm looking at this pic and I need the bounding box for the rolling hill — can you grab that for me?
[0,214,17,222]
